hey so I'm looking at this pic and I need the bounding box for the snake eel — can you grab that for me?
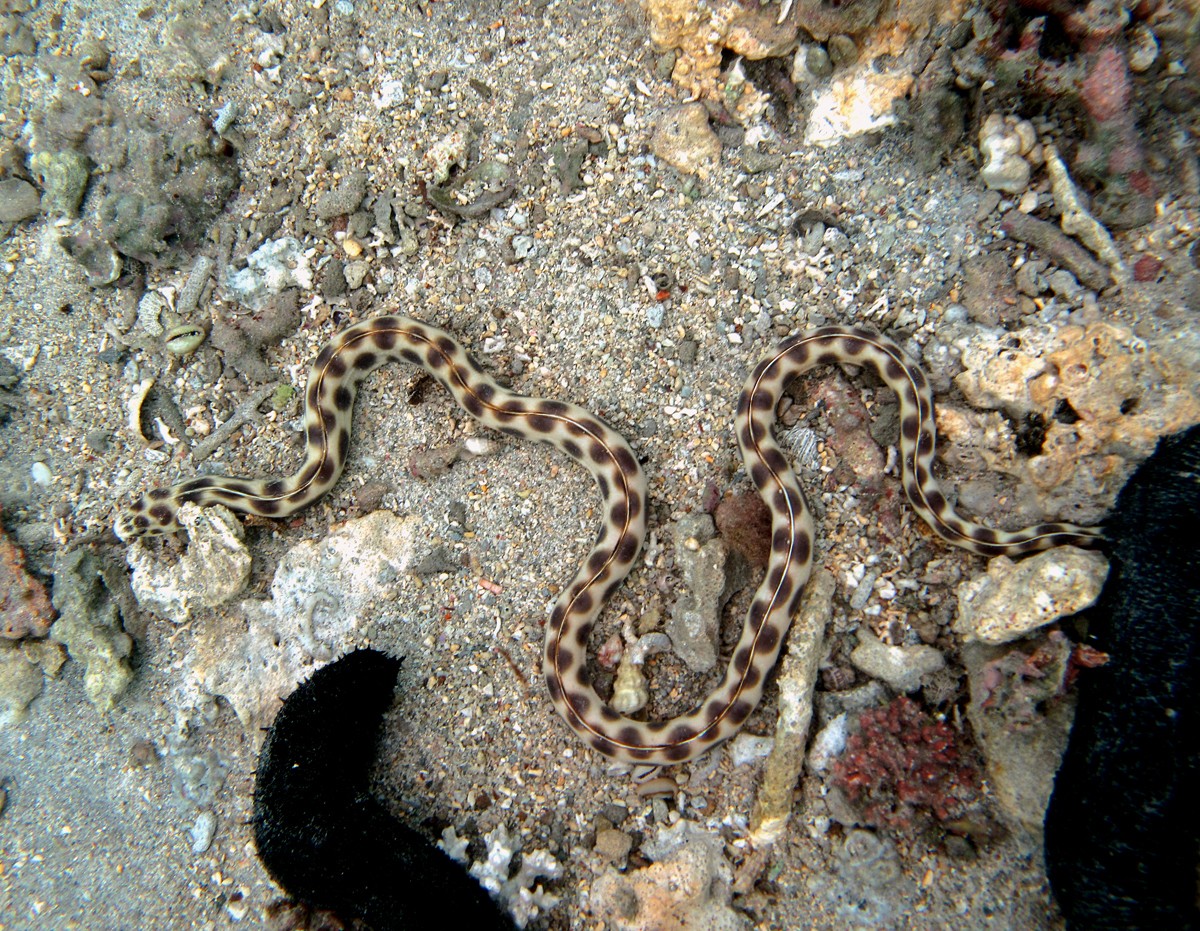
[116,315,1102,765]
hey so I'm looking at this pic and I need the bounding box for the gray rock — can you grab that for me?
[667,514,747,672]
[30,150,89,218]
[728,733,774,766]
[742,148,783,174]
[314,170,367,219]
[412,544,461,576]
[0,178,40,223]
[343,260,369,290]
[962,639,1074,836]
[849,632,945,693]
[223,237,312,310]
[0,641,47,724]
[593,828,633,866]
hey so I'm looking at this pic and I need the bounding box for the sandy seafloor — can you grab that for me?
[0,1,1197,929]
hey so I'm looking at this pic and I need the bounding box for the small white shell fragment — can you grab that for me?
[462,436,501,457]
[1128,24,1159,73]
[127,378,156,445]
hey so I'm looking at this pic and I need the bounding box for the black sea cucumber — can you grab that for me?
[1045,424,1200,930]
[252,648,516,930]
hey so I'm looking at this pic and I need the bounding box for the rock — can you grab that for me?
[741,147,782,174]
[714,490,772,568]
[728,733,774,766]
[961,252,1019,327]
[594,828,634,867]
[804,69,913,146]
[30,149,90,217]
[58,229,121,286]
[955,546,1109,644]
[940,320,1200,528]
[794,0,883,40]
[849,632,945,693]
[590,822,750,931]
[651,103,721,180]
[0,523,56,639]
[831,829,904,923]
[126,503,252,623]
[963,638,1074,835]
[0,178,41,223]
[50,549,133,711]
[0,640,46,725]
[222,237,313,311]
[827,34,859,68]
[807,711,848,774]
[314,170,367,219]
[644,0,798,106]
[667,514,749,672]
[186,510,419,735]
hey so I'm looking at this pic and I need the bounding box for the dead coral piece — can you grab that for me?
[126,502,252,623]
[750,569,833,847]
[667,512,748,673]
[1045,145,1129,286]
[467,823,562,929]
[590,821,750,931]
[850,632,946,694]
[650,103,722,180]
[962,636,1075,834]
[955,547,1109,645]
[643,0,798,104]
[185,511,419,736]
[0,640,46,725]
[0,521,55,639]
[50,549,133,712]
[978,113,1037,194]
[944,319,1200,524]
[973,630,1077,728]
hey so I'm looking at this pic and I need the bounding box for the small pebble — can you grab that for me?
[728,733,774,766]
[594,828,633,866]
[190,810,216,854]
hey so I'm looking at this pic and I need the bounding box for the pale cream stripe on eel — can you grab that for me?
[115,316,1102,765]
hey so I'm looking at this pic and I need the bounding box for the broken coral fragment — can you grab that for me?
[50,549,133,712]
[590,821,750,931]
[126,502,252,623]
[185,510,418,735]
[955,546,1109,645]
[1045,145,1129,286]
[650,103,722,180]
